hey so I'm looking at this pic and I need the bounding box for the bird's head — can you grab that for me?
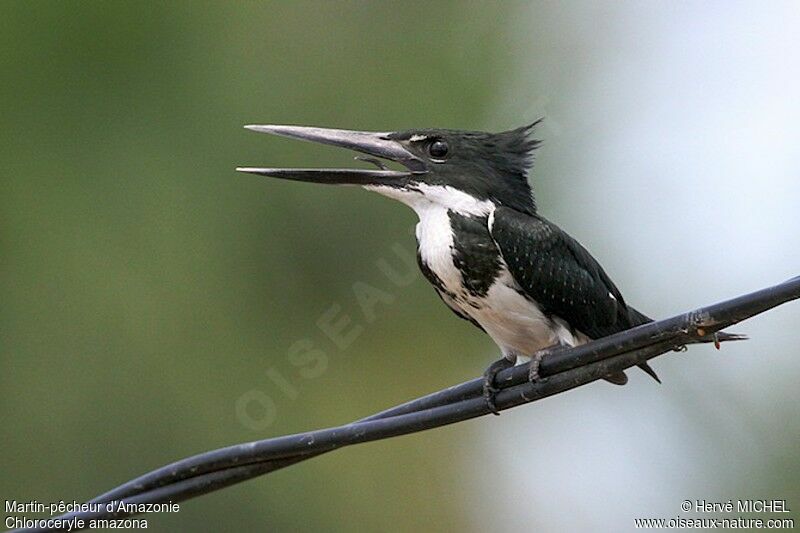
[237,121,542,215]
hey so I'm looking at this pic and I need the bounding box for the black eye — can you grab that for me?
[428,139,449,159]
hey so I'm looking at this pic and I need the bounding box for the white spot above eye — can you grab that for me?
[409,134,428,142]
[608,292,617,300]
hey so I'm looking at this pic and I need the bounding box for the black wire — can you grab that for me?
[17,275,800,532]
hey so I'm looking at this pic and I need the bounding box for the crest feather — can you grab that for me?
[495,118,544,177]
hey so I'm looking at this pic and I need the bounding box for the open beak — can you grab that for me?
[236,125,426,186]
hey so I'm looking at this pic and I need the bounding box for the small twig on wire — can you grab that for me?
[17,275,800,532]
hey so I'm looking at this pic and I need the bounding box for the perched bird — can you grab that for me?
[238,122,742,413]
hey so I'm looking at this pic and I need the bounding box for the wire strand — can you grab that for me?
[18,275,800,532]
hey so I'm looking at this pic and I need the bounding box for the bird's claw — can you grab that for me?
[483,382,501,415]
[528,350,547,382]
[482,358,514,415]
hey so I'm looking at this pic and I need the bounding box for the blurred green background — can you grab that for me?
[2,1,798,531]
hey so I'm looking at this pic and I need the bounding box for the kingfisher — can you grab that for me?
[238,122,742,413]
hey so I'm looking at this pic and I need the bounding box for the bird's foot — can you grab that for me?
[482,358,514,415]
[528,349,548,382]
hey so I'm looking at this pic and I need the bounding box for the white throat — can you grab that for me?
[363,183,495,218]
[364,183,497,306]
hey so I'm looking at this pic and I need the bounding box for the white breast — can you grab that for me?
[364,183,491,292]
[471,267,587,358]
[363,182,587,359]
[416,208,574,358]
[415,204,462,289]
[416,214,587,359]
